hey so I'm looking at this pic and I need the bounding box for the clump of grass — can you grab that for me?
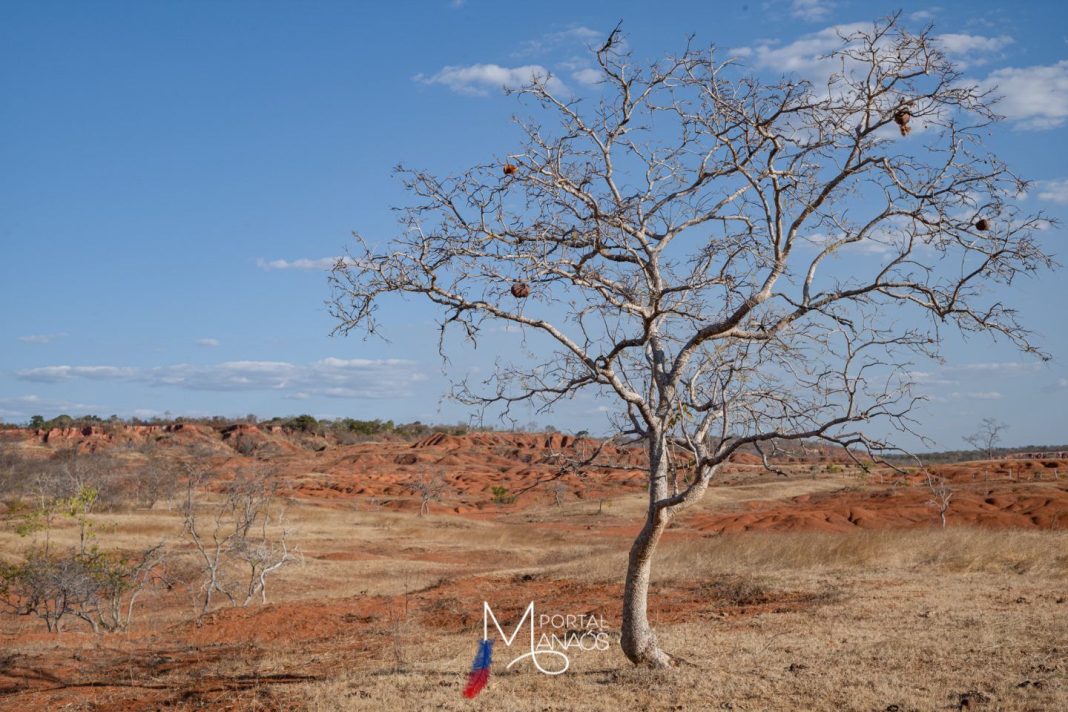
[701,574,772,606]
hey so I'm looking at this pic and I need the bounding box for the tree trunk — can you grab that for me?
[621,512,673,667]
[621,437,676,667]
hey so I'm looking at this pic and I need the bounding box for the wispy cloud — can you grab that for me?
[932,32,1013,69]
[790,0,834,22]
[414,63,567,97]
[257,256,354,271]
[730,23,868,76]
[18,365,140,382]
[512,26,602,57]
[943,361,1042,375]
[1036,178,1068,204]
[907,370,959,387]
[17,333,66,344]
[949,390,1003,400]
[570,67,602,87]
[197,338,221,347]
[15,358,427,399]
[908,9,938,22]
[0,395,101,420]
[910,360,1041,390]
[976,60,1068,130]
[736,24,1013,78]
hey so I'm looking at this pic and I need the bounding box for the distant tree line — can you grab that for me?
[11,413,498,441]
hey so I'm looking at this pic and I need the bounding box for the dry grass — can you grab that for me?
[655,528,1068,576]
[2,479,1067,710]
[297,568,1066,711]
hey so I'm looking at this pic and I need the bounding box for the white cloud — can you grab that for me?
[943,361,1041,375]
[17,365,139,383]
[1036,178,1068,204]
[15,358,427,399]
[908,9,938,22]
[571,68,602,87]
[932,33,1013,69]
[513,26,602,57]
[414,64,567,97]
[257,256,352,271]
[0,395,101,420]
[790,0,834,22]
[17,333,65,344]
[734,23,868,78]
[934,33,1012,56]
[950,391,1004,400]
[976,60,1068,130]
[907,370,959,386]
[737,25,1013,97]
[197,338,221,347]
[911,360,1043,390]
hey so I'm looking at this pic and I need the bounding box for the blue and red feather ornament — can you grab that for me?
[462,639,493,698]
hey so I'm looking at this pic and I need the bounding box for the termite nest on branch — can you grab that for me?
[893,108,912,136]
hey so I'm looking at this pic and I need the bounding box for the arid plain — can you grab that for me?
[1,422,1066,711]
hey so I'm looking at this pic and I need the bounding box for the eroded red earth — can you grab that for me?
[1,425,1065,709]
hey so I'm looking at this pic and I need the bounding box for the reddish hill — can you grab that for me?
[2,425,1065,529]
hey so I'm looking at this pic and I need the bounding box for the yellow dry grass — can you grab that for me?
[1,479,1066,710]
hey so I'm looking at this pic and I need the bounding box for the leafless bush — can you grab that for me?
[550,480,568,506]
[0,545,165,633]
[408,469,448,516]
[0,482,167,633]
[925,471,953,529]
[182,467,299,615]
[702,574,772,607]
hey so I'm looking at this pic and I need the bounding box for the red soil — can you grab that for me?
[1,426,1065,708]
[2,426,1066,530]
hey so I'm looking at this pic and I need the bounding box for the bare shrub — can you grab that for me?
[550,480,568,507]
[408,469,448,516]
[925,470,953,529]
[182,467,299,615]
[0,545,165,633]
[0,483,167,633]
[701,574,772,607]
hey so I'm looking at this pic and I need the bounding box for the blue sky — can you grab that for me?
[1,0,1066,450]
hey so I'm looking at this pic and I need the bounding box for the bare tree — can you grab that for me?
[550,480,569,506]
[329,17,1053,666]
[963,417,1007,460]
[408,469,448,516]
[182,467,298,614]
[925,470,953,529]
